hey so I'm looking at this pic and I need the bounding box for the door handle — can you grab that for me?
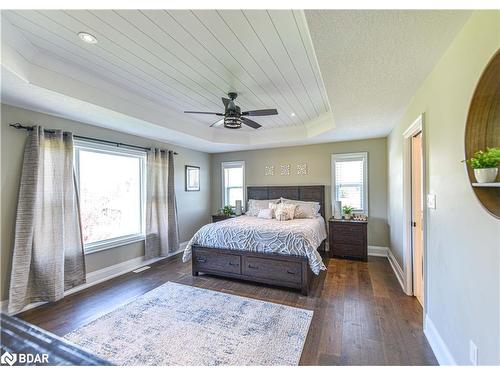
[229,262,239,266]
[286,270,296,275]
[196,257,207,263]
[412,221,417,227]
[248,264,259,270]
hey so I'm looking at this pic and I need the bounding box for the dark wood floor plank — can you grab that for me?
[17,254,437,366]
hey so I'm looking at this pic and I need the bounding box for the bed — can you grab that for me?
[183,185,327,295]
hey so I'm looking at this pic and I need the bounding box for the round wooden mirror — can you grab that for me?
[464,49,500,219]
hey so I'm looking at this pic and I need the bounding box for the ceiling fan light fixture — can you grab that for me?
[224,117,242,129]
[78,32,98,44]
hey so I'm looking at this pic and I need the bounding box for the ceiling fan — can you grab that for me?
[184,92,278,129]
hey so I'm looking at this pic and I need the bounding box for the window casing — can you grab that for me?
[74,140,146,253]
[331,152,368,214]
[221,161,245,208]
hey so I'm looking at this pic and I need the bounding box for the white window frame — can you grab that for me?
[331,152,369,215]
[74,140,147,254]
[221,161,245,208]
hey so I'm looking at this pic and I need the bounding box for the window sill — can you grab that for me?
[84,235,145,255]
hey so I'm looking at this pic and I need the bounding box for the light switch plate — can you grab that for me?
[427,194,436,209]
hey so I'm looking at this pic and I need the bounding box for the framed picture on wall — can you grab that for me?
[185,165,200,191]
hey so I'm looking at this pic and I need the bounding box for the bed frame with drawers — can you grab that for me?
[191,185,326,295]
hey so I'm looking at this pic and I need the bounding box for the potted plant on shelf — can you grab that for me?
[463,147,500,183]
[342,205,354,220]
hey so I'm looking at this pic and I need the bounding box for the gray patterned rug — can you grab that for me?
[64,282,313,365]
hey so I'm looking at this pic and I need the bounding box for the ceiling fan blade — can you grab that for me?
[241,109,278,116]
[241,117,262,129]
[184,111,224,115]
[209,119,224,127]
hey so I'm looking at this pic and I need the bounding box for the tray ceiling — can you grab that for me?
[1,9,471,152]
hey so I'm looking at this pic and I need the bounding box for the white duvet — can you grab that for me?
[183,215,327,274]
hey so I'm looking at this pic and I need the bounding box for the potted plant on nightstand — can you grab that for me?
[342,205,354,220]
[463,147,500,183]
[220,205,235,217]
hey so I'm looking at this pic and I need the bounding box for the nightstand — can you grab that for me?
[211,215,236,223]
[328,218,368,261]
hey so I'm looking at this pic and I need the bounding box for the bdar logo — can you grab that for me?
[1,351,17,366]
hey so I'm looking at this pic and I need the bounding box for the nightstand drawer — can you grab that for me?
[332,223,364,235]
[331,232,364,245]
[331,243,367,260]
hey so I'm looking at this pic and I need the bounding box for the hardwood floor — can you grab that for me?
[18,254,437,366]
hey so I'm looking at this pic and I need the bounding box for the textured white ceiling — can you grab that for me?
[1,10,471,152]
[304,9,472,141]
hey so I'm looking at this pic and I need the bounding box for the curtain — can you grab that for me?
[145,149,179,259]
[8,127,86,314]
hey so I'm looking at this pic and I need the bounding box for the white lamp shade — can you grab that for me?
[235,200,242,215]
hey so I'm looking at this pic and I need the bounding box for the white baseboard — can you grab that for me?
[368,246,389,257]
[424,314,457,365]
[387,248,408,294]
[0,241,188,315]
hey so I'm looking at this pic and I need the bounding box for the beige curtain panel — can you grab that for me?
[8,127,86,314]
[145,149,179,259]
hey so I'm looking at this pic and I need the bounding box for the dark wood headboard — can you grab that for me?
[247,185,325,219]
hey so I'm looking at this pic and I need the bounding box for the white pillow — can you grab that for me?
[257,208,273,219]
[281,198,320,219]
[247,199,280,216]
[275,203,297,221]
[268,202,280,218]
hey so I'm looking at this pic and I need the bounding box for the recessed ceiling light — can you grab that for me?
[291,112,296,117]
[78,32,98,44]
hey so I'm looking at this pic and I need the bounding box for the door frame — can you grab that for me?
[402,113,428,312]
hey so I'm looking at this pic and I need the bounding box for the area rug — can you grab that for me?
[64,282,313,365]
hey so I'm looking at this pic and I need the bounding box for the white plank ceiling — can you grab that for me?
[3,9,330,130]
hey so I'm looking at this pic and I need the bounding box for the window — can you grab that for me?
[331,152,368,214]
[222,161,245,207]
[74,141,146,253]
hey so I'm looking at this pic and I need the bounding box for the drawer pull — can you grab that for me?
[228,262,239,266]
[248,264,259,270]
[286,270,296,275]
[196,257,207,263]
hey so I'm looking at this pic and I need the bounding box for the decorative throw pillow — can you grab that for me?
[281,198,320,219]
[274,203,297,221]
[257,208,273,219]
[247,199,280,216]
[268,202,280,218]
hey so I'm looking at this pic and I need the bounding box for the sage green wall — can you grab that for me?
[0,104,211,301]
[387,11,500,364]
[211,138,389,248]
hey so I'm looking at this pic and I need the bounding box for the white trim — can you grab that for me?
[221,160,246,208]
[331,152,369,215]
[387,249,408,294]
[1,242,188,315]
[74,139,147,253]
[402,114,428,303]
[367,246,388,257]
[84,234,145,254]
[424,314,457,365]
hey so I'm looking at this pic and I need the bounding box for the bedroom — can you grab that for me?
[1,1,499,370]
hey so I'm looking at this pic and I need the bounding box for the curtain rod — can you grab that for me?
[9,123,178,155]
